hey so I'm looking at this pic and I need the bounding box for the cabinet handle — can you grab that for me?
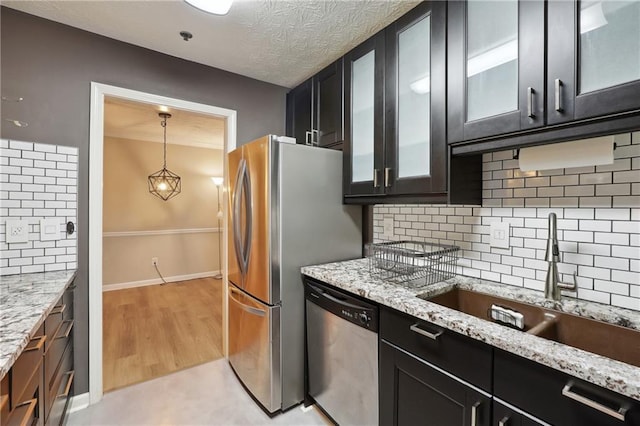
[57,371,75,399]
[498,416,510,426]
[410,323,443,341]
[562,383,627,421]
[311,129,319,146]
[554,79,563,112]
[471,401,481,426]
[13,398,37,426]
[373,169,380,188]
[51,303,66,315]
[527,87,535,118]
[305,131,312,145]
[56,320,74,339]
[24,335,46,352]
[384,167,391,188]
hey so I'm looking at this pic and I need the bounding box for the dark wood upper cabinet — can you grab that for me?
[285,59,344,149]
[286,79,312,146]
[384,1,447,196]
[447,0,545,143]
[449,0,640,147]
[343,2,473,203]
[547,0,640,125]
[343,31,386,197]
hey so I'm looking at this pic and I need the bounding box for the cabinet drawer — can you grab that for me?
[62,288,73,321]
[380,307,492,391]
[494,349,640,426]
[45,343,73,425]
[6,398,37,426]
[44,302,65,352]
[10,335,45,409]
[44,320,73,393]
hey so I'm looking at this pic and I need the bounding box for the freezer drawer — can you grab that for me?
[228,283,281,413]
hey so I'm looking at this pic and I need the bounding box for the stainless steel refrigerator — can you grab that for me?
[227,135,362,414]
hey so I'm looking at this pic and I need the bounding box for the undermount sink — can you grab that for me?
[422,288,640,368]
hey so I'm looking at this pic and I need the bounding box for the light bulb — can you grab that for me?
[157,182,168,191]
[211,177,224,186]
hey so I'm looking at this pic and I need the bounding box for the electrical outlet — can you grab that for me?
[383,217,394,239]
[152,257,158,266]
[6,220,29,243]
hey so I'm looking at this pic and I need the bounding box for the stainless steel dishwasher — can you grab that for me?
[304,278,379,425]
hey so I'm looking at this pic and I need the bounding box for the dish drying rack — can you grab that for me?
[367,241,460,285]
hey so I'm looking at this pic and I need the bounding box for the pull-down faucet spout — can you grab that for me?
[544,213,577,301]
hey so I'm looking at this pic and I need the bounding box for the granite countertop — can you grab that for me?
[0,270,76,379]
[302,258,640,402]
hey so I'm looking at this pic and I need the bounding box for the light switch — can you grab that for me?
[489,222,510,248]
[6,220,29,243]
[40,218,61,241]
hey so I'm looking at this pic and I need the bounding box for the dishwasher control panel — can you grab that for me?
[304,277,379,332]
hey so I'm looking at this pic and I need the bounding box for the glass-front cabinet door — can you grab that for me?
[548,0,640,124]
[448,0,545,143]
[384,1,446,195]
[344,32,385,197]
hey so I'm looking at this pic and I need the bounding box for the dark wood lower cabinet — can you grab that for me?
[494,349,640,426]
[380,340,491,426]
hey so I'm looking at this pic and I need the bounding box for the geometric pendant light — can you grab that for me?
[148,112,181,201]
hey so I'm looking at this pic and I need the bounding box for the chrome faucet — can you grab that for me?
[544,213,577,301]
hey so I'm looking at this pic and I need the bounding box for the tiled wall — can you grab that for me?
[0,139,78,275]
[374,132,640,311]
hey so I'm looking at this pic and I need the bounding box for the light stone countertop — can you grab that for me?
[0,270,76,379]
[301,258,640,402]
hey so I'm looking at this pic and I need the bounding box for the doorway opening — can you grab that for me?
[101,97,225,392]
[89,83,236,404]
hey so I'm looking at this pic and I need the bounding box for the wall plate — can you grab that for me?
[6,219,29,243]
[40,218,61,241]
[489,222,510,249]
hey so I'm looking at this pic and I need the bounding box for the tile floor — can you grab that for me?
[68,359,331,425]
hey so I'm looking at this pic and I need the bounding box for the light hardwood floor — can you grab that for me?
[103,277,223,392]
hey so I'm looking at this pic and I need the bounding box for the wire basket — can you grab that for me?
[367,241,460,285]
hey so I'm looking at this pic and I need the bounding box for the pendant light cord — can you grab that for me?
[161,114,168,169]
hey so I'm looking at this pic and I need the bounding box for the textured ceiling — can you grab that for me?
[3,0,420,88]
[104,97,225,149]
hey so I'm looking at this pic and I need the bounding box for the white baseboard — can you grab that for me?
[103,270,219,292]
[69,392,91,413]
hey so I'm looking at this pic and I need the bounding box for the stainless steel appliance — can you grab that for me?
[227,135,362,414]
[304,277,379,425]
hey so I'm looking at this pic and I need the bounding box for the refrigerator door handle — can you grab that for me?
[242,162,253,275]
[233,158,247,277]
[229,286,266,317]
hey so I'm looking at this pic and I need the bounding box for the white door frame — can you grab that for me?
[89,82,236,404]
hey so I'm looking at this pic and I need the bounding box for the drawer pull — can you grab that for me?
[56,320,74,339]
[12,398,37,426]
[51,304,66,315]
[562,383,627,421]
[498,416,510,426]
[57,371,74,399]
[24,335,46,352]
[410,323,443,341]
[470,401,481,426]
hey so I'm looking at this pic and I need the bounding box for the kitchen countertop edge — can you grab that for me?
[301,258,640,402]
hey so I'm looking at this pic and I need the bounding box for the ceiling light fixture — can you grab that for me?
[184,0,233,15]
[148,113,181,201]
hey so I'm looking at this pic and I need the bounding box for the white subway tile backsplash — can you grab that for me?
[1,141,78,276]
[374,132,639,310]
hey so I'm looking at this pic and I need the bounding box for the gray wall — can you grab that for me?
[1,7,288,394]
